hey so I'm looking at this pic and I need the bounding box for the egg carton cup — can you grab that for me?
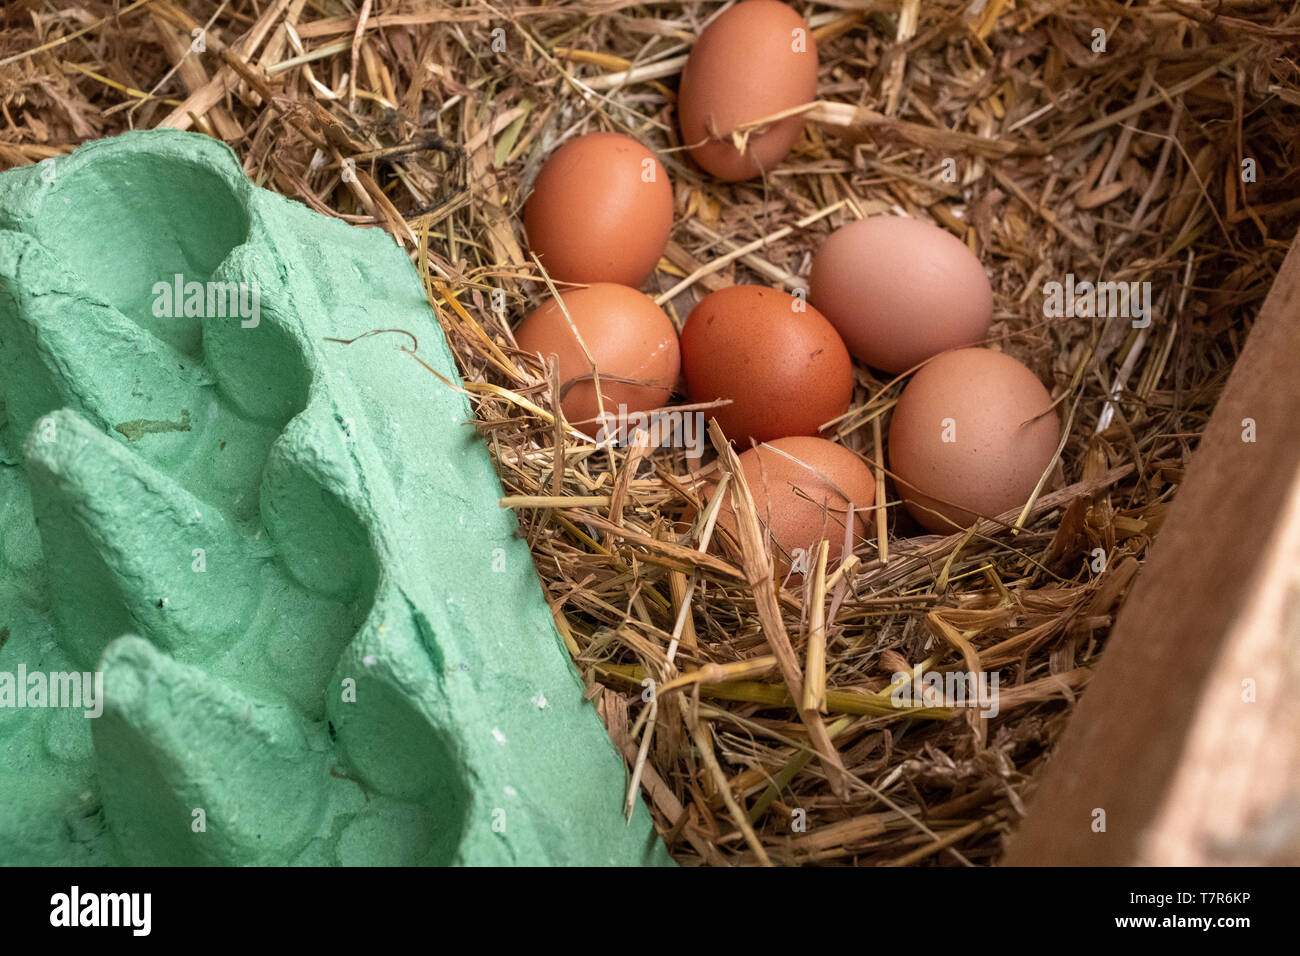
[0,129,669,866]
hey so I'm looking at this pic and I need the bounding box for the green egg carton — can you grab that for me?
[0,129,670,866]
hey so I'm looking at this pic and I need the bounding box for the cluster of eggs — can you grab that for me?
[514,1,1060,573]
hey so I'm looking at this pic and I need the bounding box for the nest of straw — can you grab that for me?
[3,0,1298,866]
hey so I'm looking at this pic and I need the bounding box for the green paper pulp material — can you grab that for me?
[0,129,670,866]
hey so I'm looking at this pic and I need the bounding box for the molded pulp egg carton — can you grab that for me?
[0,129,669,866]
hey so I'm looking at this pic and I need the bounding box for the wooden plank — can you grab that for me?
[1005,236,1300,865]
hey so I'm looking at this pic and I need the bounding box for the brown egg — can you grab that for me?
[524,132,673,287]
[711,436,875,574]
[678,1,818,181]
[680,285,852,445]
[514,283,680,437]
[809,217,993,373]
[888,348,1059,533]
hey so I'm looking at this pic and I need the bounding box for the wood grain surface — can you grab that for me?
[1005,236,1300,865]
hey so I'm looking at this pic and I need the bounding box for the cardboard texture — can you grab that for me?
[0,129,669,866]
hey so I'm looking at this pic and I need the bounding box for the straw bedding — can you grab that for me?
[2,0,1297,865]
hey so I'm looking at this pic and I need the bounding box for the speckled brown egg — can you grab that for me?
[680,285,852,445]
[809,217,993,373]
[712,436,876,573]
[888,348,1059,534]
[514,283,680,437]
[524,132,673,287]
[678,0,818,181]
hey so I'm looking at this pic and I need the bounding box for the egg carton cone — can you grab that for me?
[0,128,671,866]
